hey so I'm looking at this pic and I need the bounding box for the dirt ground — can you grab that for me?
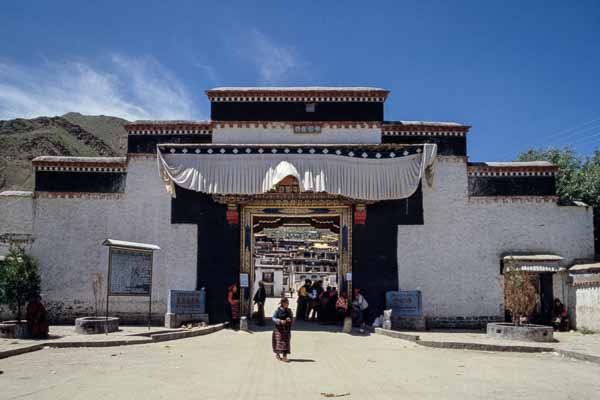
[1,324,599,400]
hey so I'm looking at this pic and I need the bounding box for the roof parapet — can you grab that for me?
[206,87,389,103]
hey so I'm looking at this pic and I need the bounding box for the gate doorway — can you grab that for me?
[239,204,353,320]
[254,216,341,319]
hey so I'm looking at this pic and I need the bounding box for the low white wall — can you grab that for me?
[574,286,600,332]
[28,156,198,322]
[397,157,595,321]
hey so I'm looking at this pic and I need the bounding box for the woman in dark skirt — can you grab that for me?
[272,297,293,362]
[226,284,240,328]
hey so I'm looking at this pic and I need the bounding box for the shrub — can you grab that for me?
[504,269,538,325]
[0,247,41,321]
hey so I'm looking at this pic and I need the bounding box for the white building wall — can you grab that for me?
[2,153,595,325]
[397,157,595,321]
[0,192,34,238]
[573,286,600,332]
[28,156,198,322]
[212,125,381,144]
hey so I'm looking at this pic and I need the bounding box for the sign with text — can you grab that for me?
[386,290,422,317]
[168,290,205,314]
[240,273,249,288]
[108,248,152,296]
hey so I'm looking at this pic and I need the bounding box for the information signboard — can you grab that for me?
[108,248,152,296]
[240,273,249,288]
[386,290,423,317]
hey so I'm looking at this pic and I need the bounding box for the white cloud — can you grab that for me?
[238,29,307,85]
[0,56,199,121]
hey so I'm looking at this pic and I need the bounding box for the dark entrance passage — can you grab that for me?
[170,185,426,325]
[171,187,240,323]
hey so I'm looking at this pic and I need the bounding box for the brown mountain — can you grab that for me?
[0,113,129,191]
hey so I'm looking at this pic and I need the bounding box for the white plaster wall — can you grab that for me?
[0,192,34,260]
[29,157,198,321]
[397,157,595,319]
[212,126,381,144]
[0,192,34,236]
[254,269,284,297]
[574,286,600,332]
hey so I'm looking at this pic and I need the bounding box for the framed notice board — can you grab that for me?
[108,247,153,296]
[103,239,160,330]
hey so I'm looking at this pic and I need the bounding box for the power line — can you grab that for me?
[495,117,600,160]
[568,130,600,147]
[548,122,600,147]
[534,116,600,145]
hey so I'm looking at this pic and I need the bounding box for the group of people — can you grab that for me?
[228,280,370,362]
[295,279,369,328]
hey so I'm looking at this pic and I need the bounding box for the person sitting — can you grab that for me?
[26,295,49,339]
[552,298,569,331]
[352,288,369,331]
[335,291,349,324]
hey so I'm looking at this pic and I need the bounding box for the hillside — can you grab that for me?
[0,113,129,191]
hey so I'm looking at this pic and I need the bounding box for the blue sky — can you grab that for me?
[1,0,599,161]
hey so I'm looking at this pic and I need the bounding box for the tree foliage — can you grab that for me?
[0,247,41,321]
[518,147,600,207]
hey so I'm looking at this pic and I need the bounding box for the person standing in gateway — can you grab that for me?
[272,297,293,362]
[253,281,267,326]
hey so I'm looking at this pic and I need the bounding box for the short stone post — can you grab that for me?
[382,309,392,330]
[342,316,352,333]
[239,316,248,331]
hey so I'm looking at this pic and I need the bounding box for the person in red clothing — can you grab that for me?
[26,295,49,339]
[226,284,240,328]
[552,298,569,331]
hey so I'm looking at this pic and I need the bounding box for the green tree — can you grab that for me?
[0,247,41,321]
[517,147,600,207]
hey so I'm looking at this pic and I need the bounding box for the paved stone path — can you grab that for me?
[390,329,600,358]
[1,323,599,400]
[0,326,180,354]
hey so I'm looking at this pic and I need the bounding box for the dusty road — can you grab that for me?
[1,324,599,400]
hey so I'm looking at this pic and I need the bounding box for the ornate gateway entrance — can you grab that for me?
[158,133,437,323]
[238,200,353,316]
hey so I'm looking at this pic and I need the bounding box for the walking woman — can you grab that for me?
[272,297,293,362]
[226,283,240,328]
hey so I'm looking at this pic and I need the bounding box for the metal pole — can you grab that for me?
[148,292,152,331]
[106,247,111,336]
[148,251,153,331]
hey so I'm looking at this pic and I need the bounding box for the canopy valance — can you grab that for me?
[157,144,436,201]
[502,255,563,273]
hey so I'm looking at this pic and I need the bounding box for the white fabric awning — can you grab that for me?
[157,144,437,201]
[504,264,561,273]
[102,239,160,251]
[503,255,563,273]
